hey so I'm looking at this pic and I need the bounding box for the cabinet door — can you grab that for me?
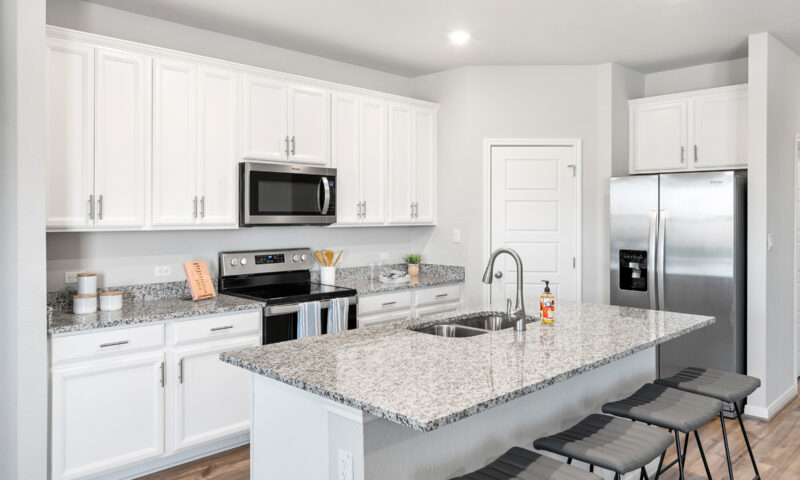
[387,103,414,224]
[331,93,361,225]
[50,352,165,480]
[171,336,259,451]
[413,107,436,224]
[152,57,197,227]
[360,98,387,224]
[46,39,95,229]
[630,100,688,173]
[94,48,149,228]
[692,88,748,169]
[243,74,287,161]
[198,66,240,227]
[288,84,330,165]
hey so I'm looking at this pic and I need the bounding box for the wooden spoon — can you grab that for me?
[314,250,326,266]
[333,250,343,267]
[325,250,334,266]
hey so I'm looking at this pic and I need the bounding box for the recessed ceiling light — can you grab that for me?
[448,30,471,45]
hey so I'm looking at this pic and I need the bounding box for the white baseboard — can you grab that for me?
[744,383,798,421]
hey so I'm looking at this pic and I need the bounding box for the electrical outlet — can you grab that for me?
[452,229,461,244]
[379,252,389,261]
[337,449,353,480]
[154,265,172,277]
[64,271,79,284]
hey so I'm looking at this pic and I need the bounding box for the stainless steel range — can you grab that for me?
[218,248,357,344]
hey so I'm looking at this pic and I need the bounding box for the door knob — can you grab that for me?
[494,271,503,279]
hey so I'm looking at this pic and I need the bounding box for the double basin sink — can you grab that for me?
[411,313,535,338]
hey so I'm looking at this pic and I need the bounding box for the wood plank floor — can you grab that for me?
[139,381,800,480]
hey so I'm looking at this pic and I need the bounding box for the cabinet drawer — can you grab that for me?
[51,324,164,366]
[414,301,461,319]
[170,310,261,346]
[358,309,412,328]
[358,291,413,316]
[414,284,462,307]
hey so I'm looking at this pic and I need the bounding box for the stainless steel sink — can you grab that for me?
[414,324,488,338]
[452,314,516,331]
[410,313,535,337]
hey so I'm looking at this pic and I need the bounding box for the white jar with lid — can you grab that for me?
[99,291,123,311]
[73,294,97,314]
[77,273,97,295]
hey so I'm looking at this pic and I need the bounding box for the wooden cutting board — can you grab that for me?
[183,261,216,301]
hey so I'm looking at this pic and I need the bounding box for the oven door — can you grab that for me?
[241,162,337,226]
[262,297,358,345]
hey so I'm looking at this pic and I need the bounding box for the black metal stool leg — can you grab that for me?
[641,466,650,480]
[614,474,621,480]
[566,457,572,465]
[719,412,735,480]
[734,403,761,479]
[694,430,713,480]
[681,430,690,464]
[674,430,686,480]
[654,450,666,480]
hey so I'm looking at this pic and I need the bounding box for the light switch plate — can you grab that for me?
[64,271,79,284]
[154,265,172,277]
[767,233,774,251]
[452,229,461,244]
[379,252,389,260]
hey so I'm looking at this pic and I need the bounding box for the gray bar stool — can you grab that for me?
[450,447,602,480]
[533,414,673,480]
[655,367,762,480]
[602,383,723,480]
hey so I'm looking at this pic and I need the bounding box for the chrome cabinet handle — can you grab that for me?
[160,362,165,388]
[410,203,414,217]
[284,136,290,156]
[363,201,367,217]
[436,293,449,298]
[694,145,698,163]
[210,325,234,331]
[100,340,129,348]
[382,301,397,307]
[88,194,95,220]
[200,196,205,218]
[680,146,685,163]
[97,195,103,220]
[290,136,296,156]
[178,358,184,384]
[193,196,198,218]
[415,202,419,217]
[357,201,363,219]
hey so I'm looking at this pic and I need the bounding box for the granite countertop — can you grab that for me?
[48,294,265,336]
[221,299,714,432]
[330,264,465,295]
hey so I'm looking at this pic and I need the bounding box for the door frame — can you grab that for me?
[795,133,800,380]
[482,138,583,305]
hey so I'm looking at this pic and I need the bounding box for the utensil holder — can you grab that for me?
[320,266,336,285]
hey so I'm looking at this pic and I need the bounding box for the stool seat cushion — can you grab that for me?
[654,367,761,403]
[533,414,672,474]
[451,447,601,480]
[602,383,723,433]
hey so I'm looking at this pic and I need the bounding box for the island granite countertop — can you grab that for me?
[49,294,265,336]
[221,299,714,432]
[327,263,464,295]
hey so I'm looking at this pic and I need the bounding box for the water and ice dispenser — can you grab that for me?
[618,250,648,292]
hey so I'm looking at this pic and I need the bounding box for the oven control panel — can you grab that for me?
[219,248,312,277]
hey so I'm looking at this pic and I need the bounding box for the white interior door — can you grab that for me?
[490,145,579,306]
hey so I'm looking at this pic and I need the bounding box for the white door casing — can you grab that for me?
[486,142,581,306]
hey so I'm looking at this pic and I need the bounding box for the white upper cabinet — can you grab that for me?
[288,84,330,165]
[629,85,747,174]
[331,93,361,225]
[94,48,149,228]
[243,74,288,161]
[388,103,437,225]
[359,97,388,224]
[46,39,94,229]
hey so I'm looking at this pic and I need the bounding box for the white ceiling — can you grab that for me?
[83,0,800,77]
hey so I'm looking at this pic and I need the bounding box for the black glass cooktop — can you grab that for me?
[225,282,356,306]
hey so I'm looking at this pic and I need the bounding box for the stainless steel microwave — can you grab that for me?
[240,162,337,226]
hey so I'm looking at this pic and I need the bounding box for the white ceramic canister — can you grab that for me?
[99,291,123,311]
[77,273,97,295]
[73,294,97,314]
[319,266,336,285]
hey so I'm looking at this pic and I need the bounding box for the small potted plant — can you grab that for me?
[404,254,422,277]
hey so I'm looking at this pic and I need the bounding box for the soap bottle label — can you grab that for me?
[540,296,554,324]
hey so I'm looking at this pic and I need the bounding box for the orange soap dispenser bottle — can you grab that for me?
[540,280,555,324]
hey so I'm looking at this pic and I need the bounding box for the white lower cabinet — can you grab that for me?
[50,310,261,480]
[357,284,463,327]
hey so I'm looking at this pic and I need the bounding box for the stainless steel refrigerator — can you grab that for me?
[610,170,747,380]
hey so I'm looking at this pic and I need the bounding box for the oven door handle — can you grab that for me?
[265,296,356,316]
[318,176,331,215]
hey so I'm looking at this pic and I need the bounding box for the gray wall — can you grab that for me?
[644,58,748,97]
[746,32,800,418]
[0,0,48,478]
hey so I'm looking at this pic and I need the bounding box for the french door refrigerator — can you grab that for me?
[610,170,747,381]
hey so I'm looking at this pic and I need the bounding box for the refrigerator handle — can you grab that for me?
[648,210,658,310]
[657,210,667,311]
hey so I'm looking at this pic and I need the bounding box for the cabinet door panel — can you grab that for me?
[198,66,240,227]
[360,98,387,224]
[94,48,148,228]
[243,75,287,161]
[387,103,414,224]
[630,100,688,173]
[413,107,436,224]
[51,352,165,480]
[46,40,95,228]
[693,88,748,169]
[288,84,330,165]
[331,93,361,225]
[172,336,259,451]
[152,58,197,226]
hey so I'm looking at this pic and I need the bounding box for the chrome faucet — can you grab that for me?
[482,247,526,331]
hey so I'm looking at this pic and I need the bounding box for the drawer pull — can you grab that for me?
[382,301,397,307]
[99,340,129,348]
[210,325,234,332]
[435,293,449,298]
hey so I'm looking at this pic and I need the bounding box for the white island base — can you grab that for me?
[249,348,658,480]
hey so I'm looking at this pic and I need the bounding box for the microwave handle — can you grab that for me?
[319,177,330,215]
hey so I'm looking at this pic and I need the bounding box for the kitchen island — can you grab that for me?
[221,300,713,480]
